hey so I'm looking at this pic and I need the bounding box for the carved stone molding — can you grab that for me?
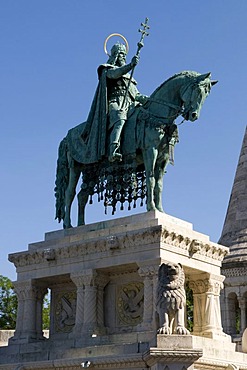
[13,280,41,300]
[189,279,207,294]
[160,228,228,261]
[70,273,86,288]
[0,355,146,369]
[8,225,229,269]
[143,348,203,366]
[138,264,159,277]
[189,274,225,295]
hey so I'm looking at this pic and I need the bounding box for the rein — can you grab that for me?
[148,97,181,111]
[141,97,184,122]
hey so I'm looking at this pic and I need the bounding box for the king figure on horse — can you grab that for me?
[55,19,217,228]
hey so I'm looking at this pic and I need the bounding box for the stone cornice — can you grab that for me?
[8,225,228,269]
[143,347,203,366]
[1,354,247,370]
[0,354,145,369]
[160,228,228,261]
[195,357,247,370]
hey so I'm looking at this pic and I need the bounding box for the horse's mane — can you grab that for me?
[150,70,201,98]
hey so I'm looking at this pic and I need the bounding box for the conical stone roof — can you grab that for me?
[219,126,247,266]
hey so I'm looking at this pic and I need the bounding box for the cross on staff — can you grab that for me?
[136,17,150,57]
[121,17,150,110]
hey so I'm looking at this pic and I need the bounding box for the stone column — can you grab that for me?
[189,273,225,339]
[189,279,206,336]
[96,274,109,334]
[138,264,159,330]
[72,270,108,335]
[10,281,26,342]
[82,271,97,333]
[203,276,224,335]
[238,297,247,335]
[10,280,41,343]
[71,273,85,336]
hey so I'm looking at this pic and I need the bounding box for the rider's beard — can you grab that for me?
[117,58,126,67]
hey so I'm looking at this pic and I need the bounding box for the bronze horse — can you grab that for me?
[55,71,217,228]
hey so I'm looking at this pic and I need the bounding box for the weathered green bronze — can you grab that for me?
[55,21,217,229]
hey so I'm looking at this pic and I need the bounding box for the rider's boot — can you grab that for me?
[109,142,122,162]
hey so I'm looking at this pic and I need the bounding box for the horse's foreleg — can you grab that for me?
[64,168,81,229]
[154,159,168,213]
[143,148,158,211]
[77,186,90,227]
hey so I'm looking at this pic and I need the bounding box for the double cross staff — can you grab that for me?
[121,17,150,110]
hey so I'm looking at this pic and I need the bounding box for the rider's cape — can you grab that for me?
[79,65,110,164]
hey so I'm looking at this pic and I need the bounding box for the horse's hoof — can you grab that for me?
[63,223,72,229]
[147,203,156,212]
[77,222,85,227]
[156,207,165,213]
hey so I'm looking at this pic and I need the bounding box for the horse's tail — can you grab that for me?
[54,137,69,223]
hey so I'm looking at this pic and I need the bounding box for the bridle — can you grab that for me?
[140,78,207,126]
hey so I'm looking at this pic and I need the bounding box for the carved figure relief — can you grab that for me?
[156,262,190,335]
[117,282,144,326]
[54,291,77,333]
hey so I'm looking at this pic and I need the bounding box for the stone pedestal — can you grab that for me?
[0,211,247,369]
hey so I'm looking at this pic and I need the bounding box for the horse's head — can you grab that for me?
[181,72,218,122]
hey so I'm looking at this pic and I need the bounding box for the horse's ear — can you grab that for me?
[211,80,218,86]
[198,72,211,81]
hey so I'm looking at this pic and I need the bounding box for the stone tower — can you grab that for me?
[219,126,247,346]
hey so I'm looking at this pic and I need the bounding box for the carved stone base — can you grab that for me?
[0,211,247,369]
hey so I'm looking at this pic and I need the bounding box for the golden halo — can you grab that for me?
[104,33,129,56]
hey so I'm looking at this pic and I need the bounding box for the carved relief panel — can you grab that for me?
[50,281,77,336]
[104,271,144,333]
[117,282,144,326]
[54,290,77,333]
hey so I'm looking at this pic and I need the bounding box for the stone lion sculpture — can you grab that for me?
[156,262,190,335]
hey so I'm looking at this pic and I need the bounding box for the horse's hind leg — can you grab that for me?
[64,167,81,229]
[154,159,168,213]
[77,185,90,226]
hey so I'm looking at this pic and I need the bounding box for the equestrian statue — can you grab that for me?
[55,18,217,229]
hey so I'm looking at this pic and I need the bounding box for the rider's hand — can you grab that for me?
[131,55,139,67]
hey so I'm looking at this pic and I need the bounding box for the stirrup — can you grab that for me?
[108,152,122,162]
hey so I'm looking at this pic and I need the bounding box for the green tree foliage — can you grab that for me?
[42,292,50,330]
[186,282,194,332]
[0,275,18,329]
[0,275,50,330]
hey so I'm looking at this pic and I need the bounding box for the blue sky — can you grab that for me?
[1,1,246,280]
